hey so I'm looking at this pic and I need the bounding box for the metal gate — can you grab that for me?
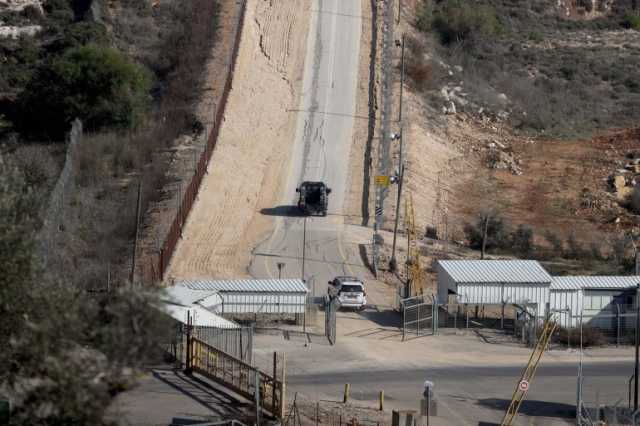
[325,295,339,345]
[167,322,253,365]
[401,295,435,340]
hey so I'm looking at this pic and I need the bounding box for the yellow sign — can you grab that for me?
[375,175,390,187]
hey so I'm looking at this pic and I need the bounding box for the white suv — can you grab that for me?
[328,276,367,310]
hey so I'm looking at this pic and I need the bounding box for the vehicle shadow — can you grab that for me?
[260,205,305,217]
[476,398,575,422]
[358,308,403,328]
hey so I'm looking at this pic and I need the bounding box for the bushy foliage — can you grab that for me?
[622,12,640,30]
[0,156,171,424]
[512,224,534,257]
[17,44,151,139]
[464,213,512,251]
[425,0,502,45]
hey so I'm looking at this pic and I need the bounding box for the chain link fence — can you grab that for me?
[578,369,639,425]
[283,394,390,426]
[37,119,83,279]
[137,0,248,285]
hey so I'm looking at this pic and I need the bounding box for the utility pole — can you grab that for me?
[635,283,639,412]
[390,148,404,271]
[481,214,490,260]
[390,34,406,272]
[399,34,405,124]
[301,217,307,282]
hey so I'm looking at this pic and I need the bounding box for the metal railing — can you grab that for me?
[188,336,284,418]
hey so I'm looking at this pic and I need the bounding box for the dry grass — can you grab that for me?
[555,326,607,347]
[44,0,221,287]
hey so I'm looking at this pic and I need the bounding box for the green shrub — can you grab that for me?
[415,0,434,33]
[528,31,543,43]
[464,213,512,251]
[429,0,502,45]
[59,22,110,50]
[17,44,151,139]
[565,230,585,259]
[622,12,640,31]
[512,224,534,257]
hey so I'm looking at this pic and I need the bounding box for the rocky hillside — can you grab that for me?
[398,0,640,275]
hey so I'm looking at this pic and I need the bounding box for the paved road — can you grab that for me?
[286,361,634,425]
[250,0,367,295]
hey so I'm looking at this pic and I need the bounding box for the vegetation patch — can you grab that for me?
[17,44,151,138]
[413,0,640,138]
[622,11,640,30]
[419,0,502,45]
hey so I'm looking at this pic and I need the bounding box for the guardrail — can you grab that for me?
[187,336,284,418]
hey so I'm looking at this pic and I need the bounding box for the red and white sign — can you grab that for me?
[518,380,530,392]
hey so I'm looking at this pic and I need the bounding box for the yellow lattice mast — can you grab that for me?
[501,317,557,426]
[405,192,424,296]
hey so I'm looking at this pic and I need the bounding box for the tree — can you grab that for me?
[512,224,534,257]
[0,157,42,341]
[17,44,151,139]
[0,156,171,425]
[464,212,511,252]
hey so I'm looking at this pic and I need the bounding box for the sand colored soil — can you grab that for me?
[167,0,310,280]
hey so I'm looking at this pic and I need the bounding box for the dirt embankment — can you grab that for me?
[167,0,310,280]
[343,0,376,226]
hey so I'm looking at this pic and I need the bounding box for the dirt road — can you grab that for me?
[167,0,311,280]
[249,0,370,298]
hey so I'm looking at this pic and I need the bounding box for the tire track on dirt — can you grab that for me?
[167,0,310,280]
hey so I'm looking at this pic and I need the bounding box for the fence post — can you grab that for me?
[454,305,458,330]
[343,383,350,404]
[402,307,406,341]
[466,305,469,329]
[567,308,572,350]
[616,304,621,347]
[280,352,286,418]
[255,370,261,426]
[273,352,277,382]
[185,312,193,375]
[432,299,437,335]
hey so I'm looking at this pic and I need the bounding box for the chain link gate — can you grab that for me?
[325,295,340,345]
[401,295,435,340]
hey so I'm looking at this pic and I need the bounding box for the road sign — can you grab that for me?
[518,380,529,392]
[375,175,390,187]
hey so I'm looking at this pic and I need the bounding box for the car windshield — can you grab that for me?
[340,284,363,293]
